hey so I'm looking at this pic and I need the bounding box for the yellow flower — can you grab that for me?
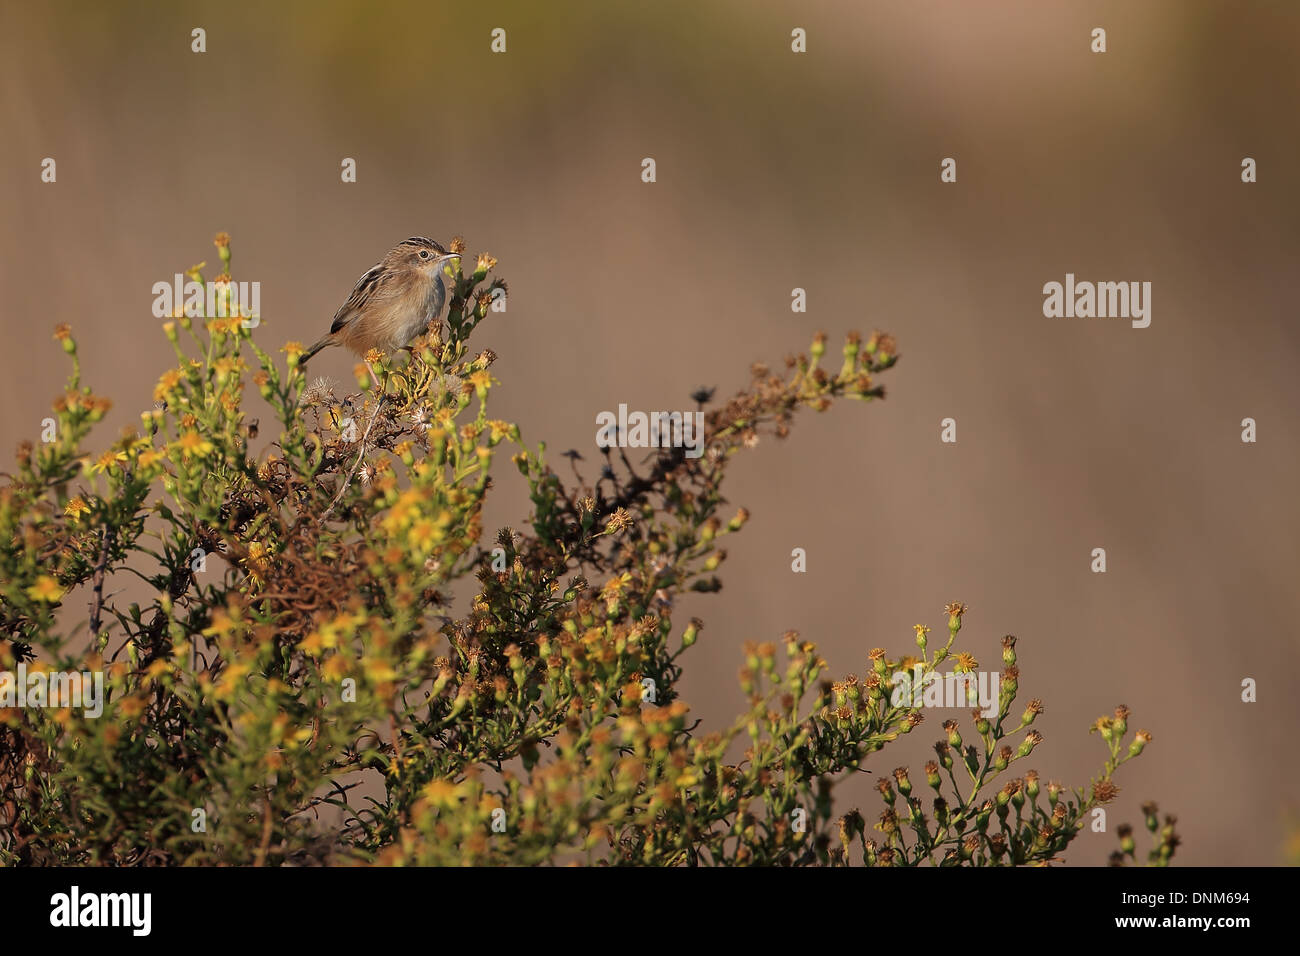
[215,663,250,700]
[63,497,91,521]
[201,608,238,638]
[322,654,350,680]
[207,316,242,335]
[244,541,272,584]
[422,778,464,808]
[363,658,398,684]
[600,572,634,599]
[408,518,439,552]
[91,449,128,474]
[153,368,183,403]
[213,356,243,379]
[381,488,425,533]
[26,575,64,602]
[174,429,215,459]
[144,659,172,685]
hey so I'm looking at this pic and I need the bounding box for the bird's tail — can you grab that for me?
[300,335,334,366]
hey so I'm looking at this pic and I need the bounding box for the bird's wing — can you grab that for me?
[329,263,403,334]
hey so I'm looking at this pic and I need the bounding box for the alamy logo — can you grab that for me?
[595,404,705,459]
[891,665,1000,718]
[151,273,261,327]
[49,886,151,936]
[1042,273,1151,328]
[0,663,104,717]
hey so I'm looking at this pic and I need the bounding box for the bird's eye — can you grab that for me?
[418,249,431,260]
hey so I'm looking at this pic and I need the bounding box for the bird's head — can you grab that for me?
[389,236,460,278]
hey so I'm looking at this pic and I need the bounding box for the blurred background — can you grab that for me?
[3,0,1298,864]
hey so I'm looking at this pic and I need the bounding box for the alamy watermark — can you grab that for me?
[1042,273,1151,328]
[0,663,104,718]
[151,273,260,328]
[49,885,150,936]
[891,664,1000,718]
[595,404,705,459]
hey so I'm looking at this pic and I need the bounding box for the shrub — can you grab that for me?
[0,235,1170,866]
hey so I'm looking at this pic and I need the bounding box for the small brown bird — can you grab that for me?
[302,237,460,364]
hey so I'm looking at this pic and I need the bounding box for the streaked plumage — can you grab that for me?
[302,237,459,363]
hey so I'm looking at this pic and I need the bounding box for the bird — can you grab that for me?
[301,237,461,364]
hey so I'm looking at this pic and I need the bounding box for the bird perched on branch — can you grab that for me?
[302,237,460,364]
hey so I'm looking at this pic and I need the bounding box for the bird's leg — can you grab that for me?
[364,360,384,396]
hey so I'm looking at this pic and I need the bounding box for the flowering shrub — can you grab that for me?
[0,235,1171,866]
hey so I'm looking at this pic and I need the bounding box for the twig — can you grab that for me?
[254,794,274,867]
[88,524,114,639]
[321,385,386,521]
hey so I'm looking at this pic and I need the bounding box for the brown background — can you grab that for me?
[3,1,1298,865]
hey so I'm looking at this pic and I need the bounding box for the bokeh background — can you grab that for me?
[4,1,1298,865]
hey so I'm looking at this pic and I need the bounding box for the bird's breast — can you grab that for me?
[393,275,447,347]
